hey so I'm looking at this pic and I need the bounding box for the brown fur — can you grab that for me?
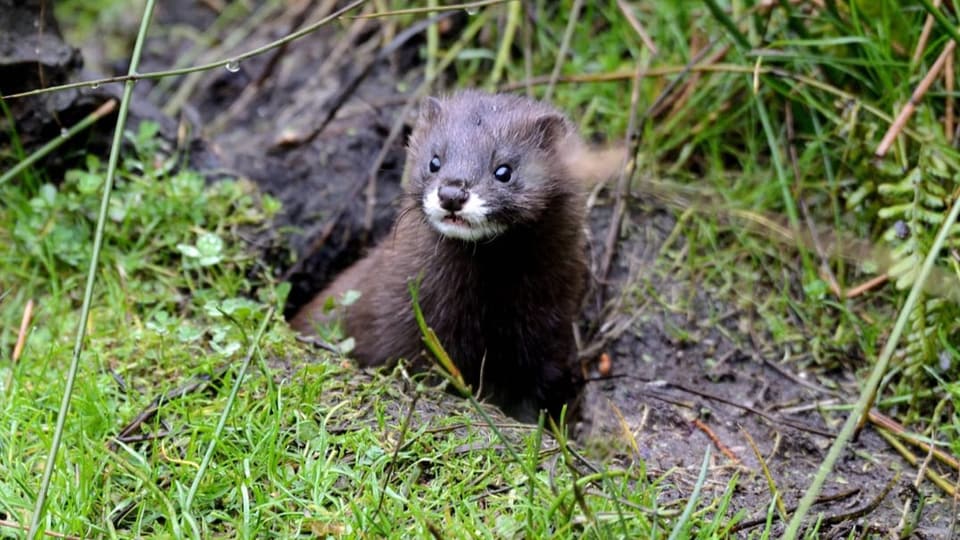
[291,91,596,419]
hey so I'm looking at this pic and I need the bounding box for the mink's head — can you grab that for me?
[406,91,578,242]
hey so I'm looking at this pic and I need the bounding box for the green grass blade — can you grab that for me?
[752,84,813,279]
[485,0,522,91]
[667,446,710,540]
[917,0,960,45]
[0,100,116,186]
[542,0,583,102]
[702,0,749,49]
[25,2,158,538]
[182,306,276,534]
[782,186,960,539]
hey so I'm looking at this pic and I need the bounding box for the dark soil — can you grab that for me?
[5,2,956,537]
[576,201,956,537]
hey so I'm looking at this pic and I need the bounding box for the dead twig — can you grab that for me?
[542,0,584,102]
[651,42,729,122]
[615,0,657,55]
[598,63,644,286]
[12,299,33,362]
[644,41,728,122]
[729,487,860,533]
[946,43,955,139]
[876,39,956,157]
[278,6,445,149]
[0,519,82,540]
[869,410,960,479]
[912,0,943,66]
[734,473,898,534]
[693,418,739,463]
[820,472,899,526]
[643,382,836,439]
[843,274,889,299]
[110,366,230,448]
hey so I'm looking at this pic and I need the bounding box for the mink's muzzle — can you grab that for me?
[437,183,469,212]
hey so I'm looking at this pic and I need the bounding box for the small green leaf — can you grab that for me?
[803,279,828,300]
[77,172,103,194]
[195,233,224,266]
[212,340,241,356]
[176,324,204,343]
[177,244,201,258]
[340,289,362,306]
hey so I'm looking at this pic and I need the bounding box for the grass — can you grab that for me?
[2,0,960,538]
[0,119,688,537]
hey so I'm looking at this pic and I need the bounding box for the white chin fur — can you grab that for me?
[423,189,506,241]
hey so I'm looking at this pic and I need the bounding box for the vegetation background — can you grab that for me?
[1,0,959,538]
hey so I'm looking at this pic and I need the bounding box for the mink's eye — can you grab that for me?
[429,156,441,173]
[493,164,512,183]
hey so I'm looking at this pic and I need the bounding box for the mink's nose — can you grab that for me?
[438,185,469,212]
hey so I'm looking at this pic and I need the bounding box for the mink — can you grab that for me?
[291,90,604,420]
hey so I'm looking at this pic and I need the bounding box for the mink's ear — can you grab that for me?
[530,114,569,151]
[417,96,443,127]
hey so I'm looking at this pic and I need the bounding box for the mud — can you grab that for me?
[6,1,956,537]
[576,201,955,536]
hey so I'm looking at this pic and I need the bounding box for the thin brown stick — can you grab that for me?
[763,351,840,397]
[876,39,956,157]
[0,519,81,540]
[950,468,960,536]
[497,63,921,141]
[643,384,836,439]
[543,0,583,102]
[665,40,727,120]
[598,63,644,284]
[616,0,658,55]
[946,44,955,138]
[818,472,899,526]
[520,0,534,98]
[199,0,224,10]
[875,428,955,496]
[647,42,729,121]
[869,410,960,472]
[844,274,889,299]
[693,418,739,462]
[898,427,938,534]
[110,366,230,449]
[12,299,33,362]
[729,487,860,533]
[912,0,942,66]
[351,0,511,19]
